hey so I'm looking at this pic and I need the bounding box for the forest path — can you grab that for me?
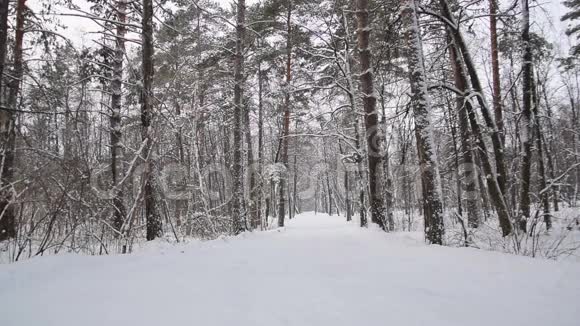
[1,212,579,326]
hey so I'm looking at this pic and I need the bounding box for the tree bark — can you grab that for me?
[518,0,533,233]
[448,32,481,228]
[232,0,246,234]
[439,0,512,235]
[439,0,508,199]
[532,70,551,230]
[355,0,386,230]
[142,0,161,241]
[111,0,127,234]
[489,0,504,145]
[0,0,25,242]
[0,0,9,87]
[404,0,445,244]
[278,1,292,228]
[257,62,264,229]
[341,9,366,227]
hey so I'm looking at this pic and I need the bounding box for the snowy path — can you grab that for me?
[1,212,579,326]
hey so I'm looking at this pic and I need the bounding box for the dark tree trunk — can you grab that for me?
[257,63,264,229]
[448,33,481,228]
[278,1,292,228]
[539,74,560,212]
[449,38,513,236]
[0,0,25,242]
[232,0,246,234]
[439,0,508,200]
[244,90,257,228]
[518,0,533,233]
[142,0,162,241]
[489,0,504,145]
[0,0,9,85]
[355,0,386,230]
[532,70,551,230]
[439,0,512,235]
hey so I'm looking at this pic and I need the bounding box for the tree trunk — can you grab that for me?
[489,0,504,145]
[292,120,298,218]
[448,32,481,228]
[0,0,25,242]
[449,39,513,236]
[278,1,292,228]
[439,0,512,235]
[142,0,162,241]
[111,0,127,234]
[439,0,508,199]
[231,0,246,234]
[532,69,551,230]
[257,63,264,229]
[0,0,9,86]
[341,9,366,227]
[518,0,533,233]
[355,0,386,230]
[404,0,445,244]
[539,73,559,212]
[244,87,257,228]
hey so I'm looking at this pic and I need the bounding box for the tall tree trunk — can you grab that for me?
[142,0,161,241]
[355,0,386,230]
[518,0,533,233]
[439,0,512,235]
[0,0,9,87]
[539,73,559,212]
[448,33,481,228]
[341,9,366,226]
[449,39,513,236]
[404,0,445,244]
[532,70,551,230]
[244,89,256,228]
[0,0,25,242]
[439,0,508,200]
[489,0,504,145]
[111,0,127,234]
[257,63,264,229]
[292,120,298,218]
[278,1,292,228]
[380,85,394,231]
[231,0,246,234]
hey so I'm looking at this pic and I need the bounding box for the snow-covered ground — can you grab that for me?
[1,212,579,326]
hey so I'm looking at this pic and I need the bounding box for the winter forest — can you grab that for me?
[0,0,578,256]
[0,0,580,324]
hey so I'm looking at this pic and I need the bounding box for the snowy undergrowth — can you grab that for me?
[1,212,579,326]
[391,207,580,261]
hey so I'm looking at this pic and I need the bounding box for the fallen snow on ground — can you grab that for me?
[1,212,579,326]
